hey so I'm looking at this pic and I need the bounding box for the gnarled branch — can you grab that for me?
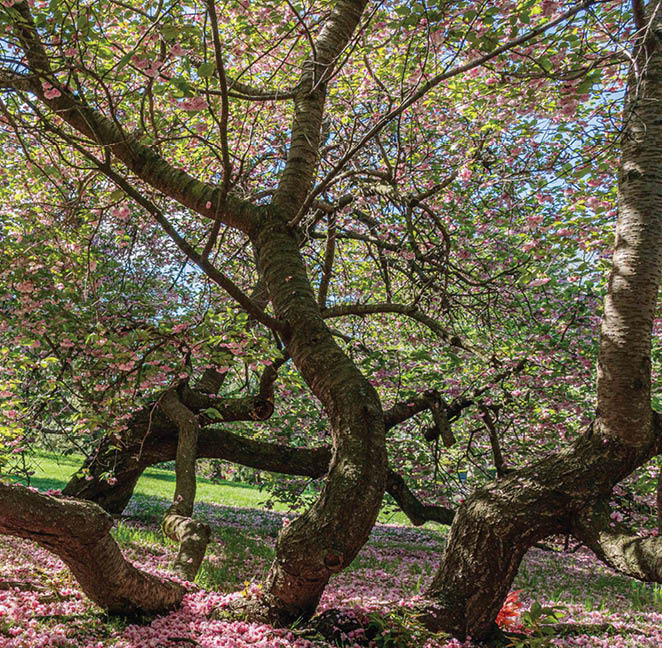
[0,482,184,614]
[159,389,211,582]
[573,497,662,583]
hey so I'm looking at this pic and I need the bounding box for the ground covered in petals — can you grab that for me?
[2,495,662,647]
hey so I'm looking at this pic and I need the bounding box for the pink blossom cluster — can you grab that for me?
[178,97,209,112]
[41,81,61,100]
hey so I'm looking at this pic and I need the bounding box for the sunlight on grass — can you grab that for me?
[6,450,421,525]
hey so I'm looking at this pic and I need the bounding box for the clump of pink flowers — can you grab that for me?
[41,81,61,99]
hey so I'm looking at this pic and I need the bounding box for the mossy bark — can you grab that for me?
[246,213,387,624]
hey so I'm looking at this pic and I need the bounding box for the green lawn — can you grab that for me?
[4,450,417,525]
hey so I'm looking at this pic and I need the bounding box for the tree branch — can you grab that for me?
[274,0,370,212]
[294,0,601,222]
[321,302,483,358]
[384,390,442,429]
[64,421,454,528]
[194,367,228,395]
[573,498,662,583]
[385,471,455,526]
[384,360,527,435]
[0,482,184,614]
[632,0,646,33]
[225,81,299,101]
[186,54,300,101]
[7,1,258,233]
[478,404,508,477]
[202,0,233,258]
[106,162,283,331]
[317,213,337,308]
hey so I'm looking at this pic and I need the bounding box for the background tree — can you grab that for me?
[2,0,662,642]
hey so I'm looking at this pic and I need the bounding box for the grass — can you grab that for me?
[6,450,274,509]
[513,543,662,618]
[3,449,419,526]
[5,452,662,646]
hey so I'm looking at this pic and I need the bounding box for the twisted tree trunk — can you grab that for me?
[219,0,389,623]
[421,7,662,640]
[243,213,387,624]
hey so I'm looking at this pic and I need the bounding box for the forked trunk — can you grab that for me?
[423,432,661,639]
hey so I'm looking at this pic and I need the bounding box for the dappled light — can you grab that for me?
[2,0,662,644]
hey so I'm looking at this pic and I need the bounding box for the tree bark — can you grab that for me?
[574,496,662,582]
[595,7,662,446]
[420,10,662,641]
[421,428,662,639]
[0,482,184,615]
[159,388,211,582]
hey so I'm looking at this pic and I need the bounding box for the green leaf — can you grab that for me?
[171,76,193,97]
[530,601,542,619]
[197,62,216,78]
[162,24,180,41]
[116,51,133,71]
[204,407,222,420]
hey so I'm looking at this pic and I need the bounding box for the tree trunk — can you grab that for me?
[243,1,386,622]
[0,483,184,615]
[159,388,211,582]
[595,12,662,446]
[421,9,662,641]
[422,429,661,639]
[238,215,387,625]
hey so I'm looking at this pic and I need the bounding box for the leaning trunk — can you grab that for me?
[422,431,661,639]
[422,9,662,641]
[245,214,387,624]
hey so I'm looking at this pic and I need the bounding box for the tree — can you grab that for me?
[1,0,661,642]
[421,1,662,638]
